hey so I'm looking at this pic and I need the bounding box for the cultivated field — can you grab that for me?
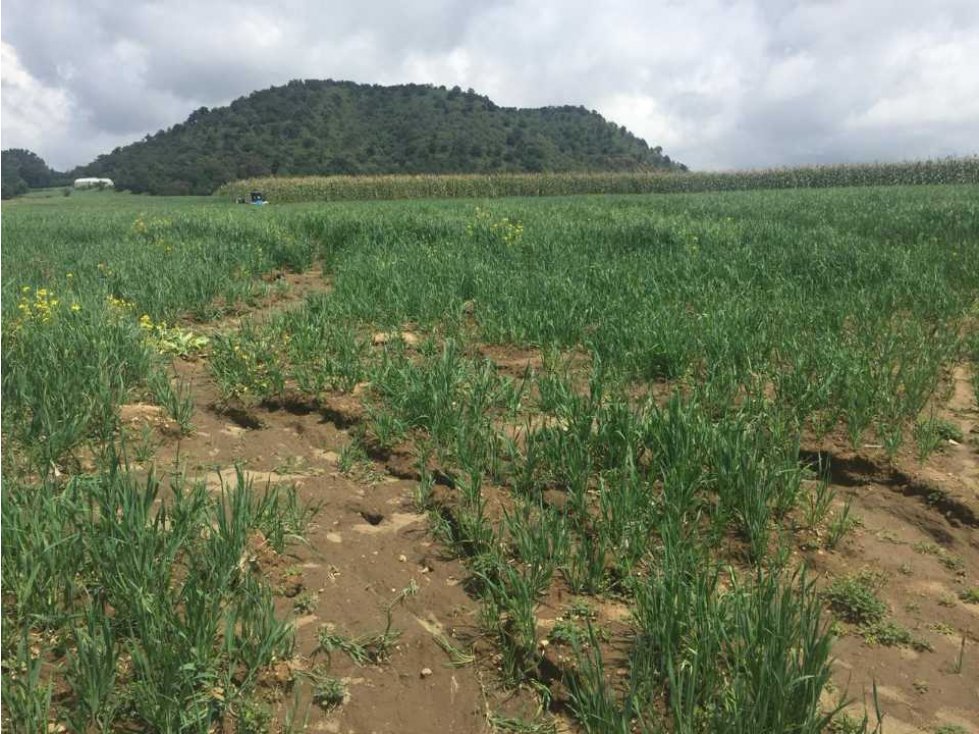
[3,184,978,733]
[220,158,979,203]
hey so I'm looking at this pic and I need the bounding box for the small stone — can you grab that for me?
[420,667,433,678]
[398,554,407,562]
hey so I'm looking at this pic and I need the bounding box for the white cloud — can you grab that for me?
[0,42,72,152]
[597,93,682,151]
[2,0,977,171]
[846,30,979,130]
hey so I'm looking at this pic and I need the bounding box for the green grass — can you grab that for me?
[4,182,979,731]
[823,573,889,626]
[933,725,968,734]
[0,463,307,730]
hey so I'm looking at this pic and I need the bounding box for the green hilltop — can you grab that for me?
[70,79,683,195]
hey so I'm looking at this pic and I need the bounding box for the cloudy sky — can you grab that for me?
[2,0,978,171]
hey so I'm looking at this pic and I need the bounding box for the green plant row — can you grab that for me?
[218,158,979,202]
[4,183,978,732]
[1,463,312,731]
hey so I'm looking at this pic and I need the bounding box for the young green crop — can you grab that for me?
[1,462,312,730]
[3,182,978,732]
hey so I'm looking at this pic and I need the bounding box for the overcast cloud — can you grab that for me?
[2,0,977,171]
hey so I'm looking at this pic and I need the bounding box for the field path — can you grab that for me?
[135,276,542,733]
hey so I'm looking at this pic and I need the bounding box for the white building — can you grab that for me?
[73,177,114,189]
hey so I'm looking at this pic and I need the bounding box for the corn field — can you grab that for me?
[219,157,979,203]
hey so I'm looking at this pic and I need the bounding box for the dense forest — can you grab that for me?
[68,80,683,195]
[1,149,67,199]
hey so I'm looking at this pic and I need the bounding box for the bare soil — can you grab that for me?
[805,365,979,732]
[130,300,979,732]
[136,353,544,733]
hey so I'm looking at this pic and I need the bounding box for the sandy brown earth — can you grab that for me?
[804,366,979,732]
[112,273,537,732]
[120,284,979,733]
[135,358,542,733]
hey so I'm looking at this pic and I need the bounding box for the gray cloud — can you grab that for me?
[2,0,977,171]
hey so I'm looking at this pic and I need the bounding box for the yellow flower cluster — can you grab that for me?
[466,207,525,247]
[492,217,525,246]
[15,287,75,324]
[228,341,276,394]
[107,294,135,312]
[8,287,81,336]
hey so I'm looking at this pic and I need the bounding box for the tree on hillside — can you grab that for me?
[69,80,686,195]
[2,163,28,199]
[2,149,66,198]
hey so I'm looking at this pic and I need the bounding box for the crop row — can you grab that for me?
[2,461,314,730]
[3,184,978,731]
[219,157,979,203]
[200,187,975,729]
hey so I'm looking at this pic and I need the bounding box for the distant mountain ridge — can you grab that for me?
[72,79,684,195]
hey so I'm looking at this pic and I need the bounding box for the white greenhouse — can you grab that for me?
[73,177,115,189]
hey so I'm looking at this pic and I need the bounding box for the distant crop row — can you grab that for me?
[219,157,979,202]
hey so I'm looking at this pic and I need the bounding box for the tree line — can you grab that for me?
[1,149,69,199]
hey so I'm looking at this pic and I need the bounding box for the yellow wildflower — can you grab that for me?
[107,295,134,311]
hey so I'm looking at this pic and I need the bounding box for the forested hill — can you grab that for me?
[1,149,67,199]
[74,80,685,194]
